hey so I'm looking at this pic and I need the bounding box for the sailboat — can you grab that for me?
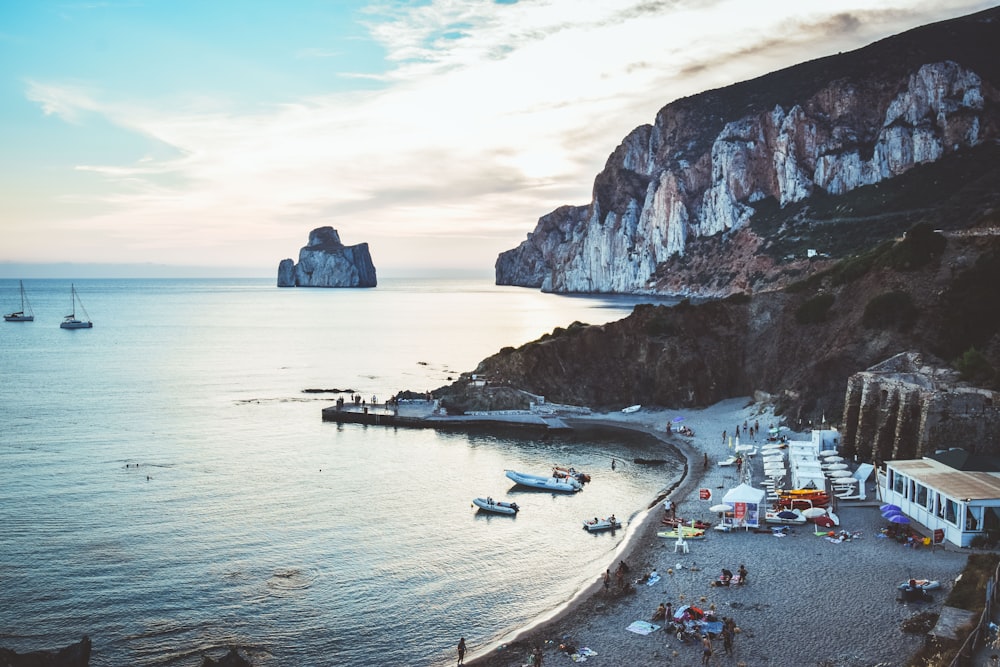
[60,284,93,329]
[4,280,35,322]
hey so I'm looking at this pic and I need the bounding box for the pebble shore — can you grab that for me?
[460,398,971,667]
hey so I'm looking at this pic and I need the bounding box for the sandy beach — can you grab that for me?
[460,397,971,667]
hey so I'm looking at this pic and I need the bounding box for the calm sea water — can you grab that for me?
[0,278,683,666]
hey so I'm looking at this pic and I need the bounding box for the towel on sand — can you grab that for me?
[569,647,597,662]
[626,620,660,635]
[646,573,661,586]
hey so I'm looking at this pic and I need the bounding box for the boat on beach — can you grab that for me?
[505,469,582,493]
[60,284,93,329]
[4,280,34,322]
[657,526,706,539]
[764,508,807,525]
[472,497,519,515]
[583,516,621,532]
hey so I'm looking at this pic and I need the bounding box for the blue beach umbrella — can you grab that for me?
[880,503,901,513]
[882,509,902,519]
[888,514,910,524]
[672,416,685,423]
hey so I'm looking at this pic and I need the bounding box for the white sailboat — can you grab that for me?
[60,284,93,329]
[4,280,34,322]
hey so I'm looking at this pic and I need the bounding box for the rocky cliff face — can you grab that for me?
[277,227,377,288]
[465,227,1000,422]
[496,8,1000,296]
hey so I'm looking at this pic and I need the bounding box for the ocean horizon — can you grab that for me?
[0,276,684,666]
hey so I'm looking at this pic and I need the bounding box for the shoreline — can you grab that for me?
[455,398,972,667]
[460,416,697,666]
[458,406,713,667]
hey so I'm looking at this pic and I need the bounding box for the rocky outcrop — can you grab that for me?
[0,636,91,667]
[277,227,377,288]
[840,353,1000,463]
[201,647,252,667]
[496,7,1000,296]
[463,229,1000,433]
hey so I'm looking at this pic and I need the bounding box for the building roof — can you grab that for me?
[889,458,1000,501]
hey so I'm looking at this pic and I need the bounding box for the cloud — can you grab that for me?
[14,0,996,270]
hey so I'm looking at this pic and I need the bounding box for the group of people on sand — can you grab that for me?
[715,563,748,587]
[667,422,695,437]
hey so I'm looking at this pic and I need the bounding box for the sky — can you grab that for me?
[0,0,995,278]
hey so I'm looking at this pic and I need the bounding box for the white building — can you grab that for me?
[879,457,1000,547]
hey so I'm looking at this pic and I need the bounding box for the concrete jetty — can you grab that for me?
[320,399,574,431]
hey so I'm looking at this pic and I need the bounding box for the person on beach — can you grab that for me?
[531,644,543,666]
[652,602,667,621]
[701,634,713,665]
[719,568,733,586]
[738,563,748,585]
[721,618,734,656]
[457,637,466,665]
[611,458,616,470]
[603,568,611,590]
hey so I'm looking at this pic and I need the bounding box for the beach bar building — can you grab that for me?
[879,458,1000,547]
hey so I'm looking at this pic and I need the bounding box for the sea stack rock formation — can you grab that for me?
[277,227,377,288]
[495,7,1000,296]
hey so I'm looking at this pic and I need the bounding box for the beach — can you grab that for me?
[461,397,971,667]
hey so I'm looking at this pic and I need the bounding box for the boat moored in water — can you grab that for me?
[472,497,519,515]
[505,469,581,493]
[4,280,34,322]
[583,516,621,532]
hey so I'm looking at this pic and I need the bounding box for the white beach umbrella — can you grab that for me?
[709,503,732,513]
[828,470,852,478]
[823,463,849,470]
[823,455,845,462]
[819,449,838,456]
[801,507,827,518]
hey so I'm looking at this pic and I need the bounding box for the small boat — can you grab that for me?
[505,469,581,493]
[621,404,641,414]
[4,280,34,322]
[764,508,806,525]
[775,491,830,509]
[718,456,738,467]
[583,516,621,532]
[657,526,706,539]
[898,579,941,591]
[473,497,519,515]
[60,284,93,329]
[553,466,591,483]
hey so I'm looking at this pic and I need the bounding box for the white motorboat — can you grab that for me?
[505,469,581,493]
[583,516,621,532]
[764,508,806,525]
[473,497,519,515]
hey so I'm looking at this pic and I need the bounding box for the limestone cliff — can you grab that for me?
[496,7,1000,296]
[277,227,377,288]
[465,226,1000,423]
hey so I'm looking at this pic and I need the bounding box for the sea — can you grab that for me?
[0,277,685,666]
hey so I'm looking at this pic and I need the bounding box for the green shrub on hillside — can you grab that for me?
[862,291,919,331]
[795,293,835,324]
[955,347,996,384]
[883,222,946,270]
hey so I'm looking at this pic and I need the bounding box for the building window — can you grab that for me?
[893,473,905,495]
[945,499,957,524]
[916,484,928,507]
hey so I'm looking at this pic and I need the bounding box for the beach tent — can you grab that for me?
[721,483,765,530]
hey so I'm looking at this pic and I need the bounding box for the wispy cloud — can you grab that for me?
[14,0,995,270]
